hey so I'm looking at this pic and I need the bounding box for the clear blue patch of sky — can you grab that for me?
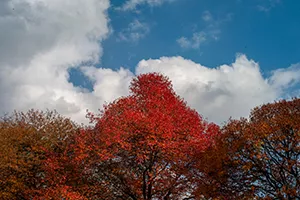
[71,0,300,87]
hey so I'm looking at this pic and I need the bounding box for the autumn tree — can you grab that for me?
[0,110,79,199]
[197,99,300,199]
[76,73,219,199]
[36,127,109,200]
[192,119,254,200]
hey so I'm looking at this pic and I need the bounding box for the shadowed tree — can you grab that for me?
[194,99,300,199]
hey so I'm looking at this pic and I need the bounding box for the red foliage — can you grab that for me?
[78,73,219,199]
[0,74,220,199]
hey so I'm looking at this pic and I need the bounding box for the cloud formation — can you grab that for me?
[177,11,232,50]
[135,55,300,124]
[80,54,300,125]
[0,0,299,126]
[202,11,213,22]
[118,19,150,42]
[257,0,281,12]
[0,0,110,123]
[177,32,207,49]
[117,0,175,11]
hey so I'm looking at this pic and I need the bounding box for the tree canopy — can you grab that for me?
[0,73,299,200]
[194,98,300,199]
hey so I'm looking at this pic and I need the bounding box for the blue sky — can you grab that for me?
[98,0,300,72]
[0,0,299,124]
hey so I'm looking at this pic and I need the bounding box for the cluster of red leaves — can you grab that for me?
[98,73,217,160]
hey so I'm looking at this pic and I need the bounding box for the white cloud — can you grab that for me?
[117,0,175,11]
[257,0,281,12]
[0,0,299,126]
[269,64,300,90]
[0,0,111,124]
[118,19,150,42]
[177,32,206,49]
[80,66,134,103]
[135,55,300,124]
[177,11,232,50]
[202,11,213,22]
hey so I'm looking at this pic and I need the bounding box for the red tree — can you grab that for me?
[76,73,219,199]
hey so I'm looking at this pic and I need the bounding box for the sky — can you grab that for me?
[0,0,299,125]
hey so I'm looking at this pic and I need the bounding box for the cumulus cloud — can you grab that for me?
[80,66,134,103]
[117,0,175,11]
[0,0,298,126]
[0,0,111,124]
[118,19,150,42]
[135,55,299,124]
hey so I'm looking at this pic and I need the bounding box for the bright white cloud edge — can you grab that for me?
[0,0,111,124]
[135,56,300,124]
[83,55,300,125]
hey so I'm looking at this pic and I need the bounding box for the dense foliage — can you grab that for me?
[0,73,299,199]
[0,110,79,199]
[194,98,300,199]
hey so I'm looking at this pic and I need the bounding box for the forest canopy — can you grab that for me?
[0,73,299,200]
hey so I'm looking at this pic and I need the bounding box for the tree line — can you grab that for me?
[0,73,299,199]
